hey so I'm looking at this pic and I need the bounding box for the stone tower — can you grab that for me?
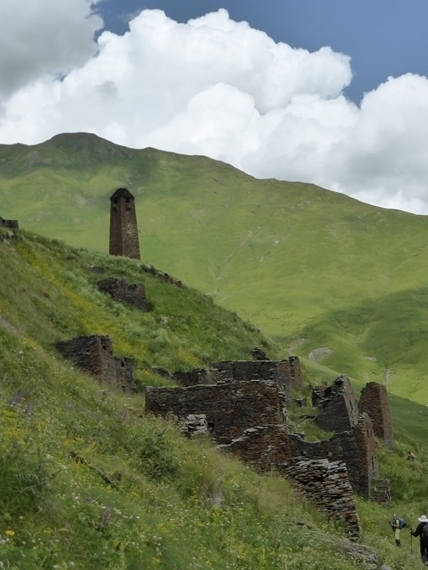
[109,188,140,259]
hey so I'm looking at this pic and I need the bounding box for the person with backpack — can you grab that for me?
[390,513,405,546]
[410,515,428,564]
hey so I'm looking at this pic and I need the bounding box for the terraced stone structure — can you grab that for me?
[54,334,136,391]
[359,381,394,450]
[97,277,147,311]
[109,188,140,259]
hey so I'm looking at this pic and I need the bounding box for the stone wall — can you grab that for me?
[289,413,380,498]
[0,216,19,229]
[172,368,221,387]
[211,360,296,402]
[219,424,292,473]
[278,459,360,541]
[145,381,287,444]
[313,375,360,433]
[109,188,140,260]
[359,382,394,450]
[54,334,136,391]
[97,277,147,311]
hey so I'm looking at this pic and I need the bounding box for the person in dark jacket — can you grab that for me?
[411,515,428,564]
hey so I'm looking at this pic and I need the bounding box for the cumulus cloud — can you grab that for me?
[1,6,428,214]
[0,0,103,102]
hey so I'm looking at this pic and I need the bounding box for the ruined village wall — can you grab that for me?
[0,217,19,229]
[219,425,292,473]
[289,413,378,498]
[172,368,221,387]
[97,277,147,311]
[359,382,394,450]
[211,360,294,402]
[54,335,135,391]
[145,381,286,444]
[314,375,360,433]
[278,459,360,541]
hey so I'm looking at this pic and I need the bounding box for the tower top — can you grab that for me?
[110,187,135,201]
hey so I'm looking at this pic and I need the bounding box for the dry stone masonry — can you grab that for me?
[97,277,147,311]
[359,381,394,450]
[278,459,360,541]
[145,380,287,444]
[0,216,19,229]
[313,375,360,433]
[54,334,136,392]
[109,188,140,260]
[146,362,393,538]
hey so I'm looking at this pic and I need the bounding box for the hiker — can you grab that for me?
[410,515,428,564]
[390,513,404,546]
[407,451,416,461]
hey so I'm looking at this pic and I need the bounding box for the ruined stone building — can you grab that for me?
[146,362,393,538]
[97,277,147,311]
[359,381,394,450]
[146,380,287,444]
[172,357,303,404]
[54,334,136,392]
[109,188,140,259]
[0,216,19,229]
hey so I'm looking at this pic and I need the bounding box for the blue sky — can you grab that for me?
[99,0,428,103]
[1,0,428,214]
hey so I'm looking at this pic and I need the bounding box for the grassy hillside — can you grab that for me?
[2,133,428,402]
[1,227,428,569]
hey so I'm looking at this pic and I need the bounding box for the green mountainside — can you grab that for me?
[1,227,428,569]
[2,132,428,402]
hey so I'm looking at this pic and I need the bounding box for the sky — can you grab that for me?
[1,1,428,214]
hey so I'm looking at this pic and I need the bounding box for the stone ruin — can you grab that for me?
[359,381,394,450]
[146,361,394,539]
[54,334,136,392]
[278,459,360,541]
[0,216,19,229]
[146,380,287,444]
[97,277,147,311]
[171,356,303,404]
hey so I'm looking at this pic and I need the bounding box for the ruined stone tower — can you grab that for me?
[109,188,140,259]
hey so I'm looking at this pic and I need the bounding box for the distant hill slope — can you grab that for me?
[2,132,428,402]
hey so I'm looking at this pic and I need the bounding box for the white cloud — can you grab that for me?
[0,0,102,101]
[1,7,428,214]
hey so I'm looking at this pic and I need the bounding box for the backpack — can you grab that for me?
[422,523,428,540]
[391,517,406,530]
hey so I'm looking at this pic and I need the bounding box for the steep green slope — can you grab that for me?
[1,228,428,569]
[2,133,428,402]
